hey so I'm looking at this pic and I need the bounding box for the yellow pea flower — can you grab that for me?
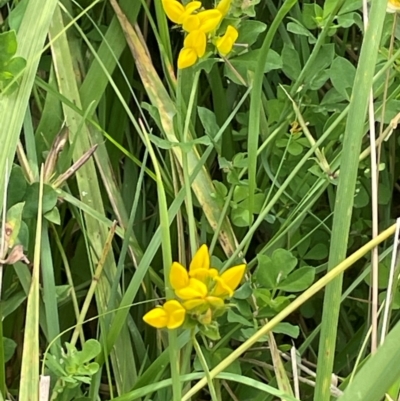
[177,30,207,69]
[387,0,400,12]
[212,264,246,298]
[216,25,239,56]
[143,300,186,329]
[197,9,223,32]
[189,244,218,281]
[170,261,190,290]
[190,243,210,271]
[216,0,231,17]
[183,295,224,310]
[162,0,202,24]
[182,9,222,33]
[178,48,198,69]
[175,278,208,299]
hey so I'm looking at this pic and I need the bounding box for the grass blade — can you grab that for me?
[337,321,400,401]
[313,1,388,400]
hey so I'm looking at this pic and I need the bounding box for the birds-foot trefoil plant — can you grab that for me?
[162,0,240,68]
[143,244,246,339]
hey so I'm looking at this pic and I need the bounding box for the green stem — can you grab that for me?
[142,123,181,401]
[247,0,297,224]
[181,70,201,255]
[192,331,220,401]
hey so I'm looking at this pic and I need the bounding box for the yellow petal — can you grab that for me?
[216,25,238,56]
[206,296,225,308]
[216,0,231,16]
[176,278,208,299]
[220,264,246,292]
[183,298,207,310]
[212,276,233,297]
[162,0,185,24]
[388,0,400,12]
[163,300,186,329]
[170,262,190,290]
[183,30,206,57]
[143,307,168,328]
[184,1,202,14]
[208,268,219,278]
[189,244,210,272]
[197,9,222,33]
[178,47,197,69]
[190,268,210,282]
[182,15,201,32]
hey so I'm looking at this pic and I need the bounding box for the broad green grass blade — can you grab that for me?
[0,0,58,211]
[337,321,400,401]
[40,222,61,356]
[313,1,388,400]
[18,170,44,401]
[48,5,136,393]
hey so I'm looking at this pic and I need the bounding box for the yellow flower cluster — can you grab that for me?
[161,0,239,69]
[387,0,400,12]
[143,245,246,329]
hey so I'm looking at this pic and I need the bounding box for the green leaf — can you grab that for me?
[231,205,251,227]
[22,183,58,219]
[8,0,29,31]
[227,309,252,326]
[339,0,363,15]
[199,323,220,341]
[3,337,17,362]
[0,31,18,65]
[0,30,26,94]
[254,249,298,289]
[304,44,335,83]
[44,207,61,225]
[77,339,101,364]
[281,44,301,80]
[6,202,25,247]
[254,288,272,307]
[286,21,316,43]
[304,243,329,260]
[287,141,303,156]
[237,20,267,47]
[330,57,356,100]
[302,3,323,29]
[233,282,253,299]
[213,348,242,375]
[7,165,27,207]
[224,49,282,85]
[277,266,315,292]
[197,106,220,140]
[273,322,300,338]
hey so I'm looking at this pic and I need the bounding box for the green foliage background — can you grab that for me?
[1,0,400,400]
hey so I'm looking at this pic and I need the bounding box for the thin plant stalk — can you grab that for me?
[181,70,201,255]
[141,121,182,401]
[247,0,297,223]
[361,0,380,353]
[380,217,400,343]
[192,332,219,401]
